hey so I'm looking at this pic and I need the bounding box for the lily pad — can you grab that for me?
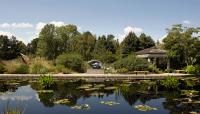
[104,87,117,90]
[84,88,99,91]
[78,84,93,89]
[100,101,120,106]
[37,90,54,93]
[134,105,158,111]
[54,99,71,104]
[94,84,105,88]
[71,104,91,110]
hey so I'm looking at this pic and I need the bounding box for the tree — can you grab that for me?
[0,35,26,60]
[163,24,200,69]
[37,24,62,60]
[56,24,80,53]
[76,31,96,60]
[139,33,155,49]
[121,32,140,57]
[27,38,39,55]
[93,35,119,63]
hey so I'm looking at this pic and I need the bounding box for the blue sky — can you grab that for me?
[0,0,199,44]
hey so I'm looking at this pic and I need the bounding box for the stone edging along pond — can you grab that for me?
[0,73,193,80]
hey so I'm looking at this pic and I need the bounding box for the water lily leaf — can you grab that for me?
[54,99,71,104]
[134,105,158,111]
[71,104,91,110]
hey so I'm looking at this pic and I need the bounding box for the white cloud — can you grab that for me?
[50,21,65,26]
[124,26,143,35]
[0,31,26,43]
[35,21,65,31]
[182,20,191,25]
[0,31,13,37]
[117,26,143,42]
[0,23,33,29]
[36,22,46,30]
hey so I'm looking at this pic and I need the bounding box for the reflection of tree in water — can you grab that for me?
[38,92,55,107]
[119,82,161,106]
[0,80,20,93]
[162,91,200,114]
[32,81,116,108]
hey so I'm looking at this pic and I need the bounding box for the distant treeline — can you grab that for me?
[0,24,200,69]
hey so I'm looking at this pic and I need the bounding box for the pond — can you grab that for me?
[0,79,200,114]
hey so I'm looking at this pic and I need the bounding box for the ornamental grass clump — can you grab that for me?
[38,74,55,89]
[30,57,54,74]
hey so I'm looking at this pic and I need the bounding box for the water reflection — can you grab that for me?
[0,80,199,114]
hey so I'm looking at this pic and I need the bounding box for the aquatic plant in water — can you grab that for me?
[134,105,158,111]
[54,99,71,104]
[100,101,120,106]
[38,74,55,89]
[71,104,91,110]
[161,77,179,90]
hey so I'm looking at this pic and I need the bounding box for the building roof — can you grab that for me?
[135,47,167,55]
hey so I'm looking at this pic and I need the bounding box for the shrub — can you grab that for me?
[113,54,150,72]
[186,65,197,74]
[55,65,72,74]
[161,77,179,90]
[147,64,160,73]
[165,68,174,73]
[4,60,21,74]
[15,64,29,74]
[30,57,54,74]
[0,63,5,73]
[38,74,55,89]
[116,68,129,74]
[56,53,86,73]
[195,65,200,74]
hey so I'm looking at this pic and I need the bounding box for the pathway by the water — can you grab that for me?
[0,73,192,81]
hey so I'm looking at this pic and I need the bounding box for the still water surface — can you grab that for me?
[0,81,199,114]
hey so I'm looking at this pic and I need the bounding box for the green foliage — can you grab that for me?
[0,63,5,73]
[139,33,155,50]
[185,65,197,74]
[163,24,200,69]
[161,77,179,90]
[121,32,140,57]
[165,68,175,73]
[147,64,160,73]
[15,64,29,74]
[27,38,39,55]
[0,35,26,60]
[113,54,150,72]
[37,24,60,60]
[184,79,196,88]
[31,64,48,74]
[55,65,72,74]
[38,74,55,89]
[4,60,25,74]
[30,58,54,74]
[56,53,86,73]
[116,68,129,74]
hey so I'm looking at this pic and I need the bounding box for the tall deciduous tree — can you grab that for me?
[37,24,61,59]
[163,24,200,68]
[0,35,26,60]
[27,38,39,55]
[76,31,96,60]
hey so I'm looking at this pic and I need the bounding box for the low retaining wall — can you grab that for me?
[0,73,192,81]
